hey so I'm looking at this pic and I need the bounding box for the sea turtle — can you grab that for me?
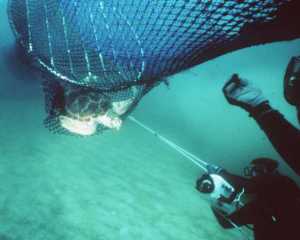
[64,88,111,121]
[59,88,124,135]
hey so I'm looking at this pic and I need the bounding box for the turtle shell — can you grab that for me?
[64,89,111,120]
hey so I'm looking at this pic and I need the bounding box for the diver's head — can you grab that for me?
[196,174,214,194]
[244,158,279,177]
[284,56,300,123]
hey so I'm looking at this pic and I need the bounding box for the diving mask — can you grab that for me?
[284,56,300,106]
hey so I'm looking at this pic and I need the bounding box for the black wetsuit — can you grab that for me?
[216,170,300,240]
[250,102,300,176]
[207,103,300,239]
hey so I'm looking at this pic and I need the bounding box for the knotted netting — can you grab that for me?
[7,0,300,134]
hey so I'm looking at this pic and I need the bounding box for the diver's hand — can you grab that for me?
[223,74,268,112]
[207,164,223,174]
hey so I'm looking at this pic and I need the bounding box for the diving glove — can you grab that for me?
[223,74,268,112]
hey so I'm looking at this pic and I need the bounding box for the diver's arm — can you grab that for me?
[210,206,236,229]
[219,170,249,191]
[227,201,258,226]
[207,165,249,189]
[223,75,300,176]
[217,170,250,204]
[250,102,300,176]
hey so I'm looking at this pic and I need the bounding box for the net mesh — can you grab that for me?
[7,0,300,134]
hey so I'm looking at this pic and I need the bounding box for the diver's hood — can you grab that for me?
[284,56,300,106]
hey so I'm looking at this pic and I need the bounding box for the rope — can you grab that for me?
[128,116,208,171]
[129,116,252,240]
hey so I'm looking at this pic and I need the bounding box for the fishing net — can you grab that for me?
[7,0,300,134]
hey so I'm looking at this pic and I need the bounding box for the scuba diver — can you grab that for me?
[222,56,300,176]
[196,158,300,240]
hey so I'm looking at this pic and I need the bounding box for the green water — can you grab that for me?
[1,0,300,239]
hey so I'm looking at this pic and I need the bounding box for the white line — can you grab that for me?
[129,116,208,172]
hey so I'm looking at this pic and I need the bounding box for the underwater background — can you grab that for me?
[0,0,299,239]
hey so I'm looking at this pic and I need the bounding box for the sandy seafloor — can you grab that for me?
[0,0,300,239]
